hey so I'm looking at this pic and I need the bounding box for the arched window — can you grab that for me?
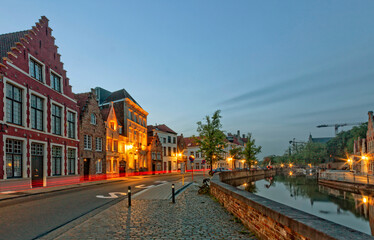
[91,113,96,125]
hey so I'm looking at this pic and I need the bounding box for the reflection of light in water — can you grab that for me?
[289,171,293,176]
[243,183,247,187]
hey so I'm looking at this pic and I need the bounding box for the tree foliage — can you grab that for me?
[195,110,227,171]
[243,133,262,167]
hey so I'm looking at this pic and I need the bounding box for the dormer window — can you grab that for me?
[29,58,43,82]
[51,73,61,93]
[110,121,115,130]
[91,113,96,125]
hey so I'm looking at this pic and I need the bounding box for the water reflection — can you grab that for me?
[236,175,374,236]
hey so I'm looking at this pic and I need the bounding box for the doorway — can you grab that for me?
[168,161,171,173]
[119,160,126,177]
[31,143,44,188]
[83,158,90,180]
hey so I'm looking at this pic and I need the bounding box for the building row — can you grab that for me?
[0,17,249,191]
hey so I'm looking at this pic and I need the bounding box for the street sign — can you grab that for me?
[202,159,206,164]
[189,155,195,162]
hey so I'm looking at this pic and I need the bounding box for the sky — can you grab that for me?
[1,0,374,159]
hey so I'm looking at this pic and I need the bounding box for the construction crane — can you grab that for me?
[316,123,364,136]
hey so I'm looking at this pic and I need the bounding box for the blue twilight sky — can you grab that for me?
[1,1,374,159]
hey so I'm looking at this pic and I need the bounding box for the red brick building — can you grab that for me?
[0,17,79,190]
[76,89,106,181]
[147,133,163,173]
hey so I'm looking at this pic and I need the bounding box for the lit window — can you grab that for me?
[6,139,22,178]
[96,159,102,173]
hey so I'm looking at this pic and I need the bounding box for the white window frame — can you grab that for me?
[50,69,63,94]
[84,135,92,150]
[29,90,47,132]
[28,54,45,83]
[51,143,64,176]
[66,108,78,139]
[91,113,96,125]
[96,137,102,152]
[50,100,65,136]
[96,159,102,174]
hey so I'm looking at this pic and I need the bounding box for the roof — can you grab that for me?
[113,101,125,127]
[148,124,177,135]
[104,89,141,107]
[100,106,111,121]
[310,137,332,144]
[0,30,28,58]
[75,93,90,109]
[184,137,200,147]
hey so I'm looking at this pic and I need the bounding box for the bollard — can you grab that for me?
[172,184,175,203]
[128,186,131,207]
[182,175,184,186]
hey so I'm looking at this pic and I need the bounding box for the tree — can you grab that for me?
[229,145,243,169]
[195,110,227,172]
[243,133,262,167]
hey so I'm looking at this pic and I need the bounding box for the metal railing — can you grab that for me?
[319,170,374,185]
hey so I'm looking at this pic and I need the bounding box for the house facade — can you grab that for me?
[96,87,148,173]
[147,133,163,173]
[183,137,209,171]
[101,103,127,178]
[0,17,79,190]
[76,89,106,181]
[148,124,178,172]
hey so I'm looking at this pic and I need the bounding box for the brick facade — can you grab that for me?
[76,89,106,180]
[146,133,163,173]
[0,16,79,190]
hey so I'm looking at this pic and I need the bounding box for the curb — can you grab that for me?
[172,182,193,198]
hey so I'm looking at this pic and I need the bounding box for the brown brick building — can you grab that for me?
[76,89,106,181]
[147,133,163,173]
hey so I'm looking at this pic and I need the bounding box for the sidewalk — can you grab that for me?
[44,176,258,240]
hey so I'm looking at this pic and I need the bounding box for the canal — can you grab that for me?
[233,174,374,236]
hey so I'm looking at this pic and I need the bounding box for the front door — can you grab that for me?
[168,161,171,172]
[152,163,156,174]
[83,158,90,180]
[31,143,44,188]
[119,161,126,177]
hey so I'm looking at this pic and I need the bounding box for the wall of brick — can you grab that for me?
[210,174,372,240]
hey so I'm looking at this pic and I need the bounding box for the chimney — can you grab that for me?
[237,130,240,137]
[242,134,245,139]
[369,111,373,121]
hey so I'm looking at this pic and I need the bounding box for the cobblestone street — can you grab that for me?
[54,184,257,240]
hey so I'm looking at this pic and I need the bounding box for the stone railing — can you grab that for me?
[218,169,276,183]
[210,174,372,240]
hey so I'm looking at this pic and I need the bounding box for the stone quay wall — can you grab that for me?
[210,173,372,240]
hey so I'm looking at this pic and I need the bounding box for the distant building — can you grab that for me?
[148,124,178,172]
[96,87,148,173]
[75,89,106,181]
[146,133,163,173]
[308,134,333,144]
[183,137,210,171]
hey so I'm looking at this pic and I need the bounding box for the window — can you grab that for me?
[113,160,117,172]
[96,159,102,173]
[52,104,62,135]
[31,95,44,131]
[157,153,161,160]
[68,149,76,175]
[114,140,118,152]
[128,110,131,120]
[106,160,111,173]
[96,137,102,151]
[196,152,199,158]
[190,151,194,156]
[163,138,166,144]
[168,136,171,143]
[173,137,176,144]
[173,147,176,155]
[163,147,166,156]
[84,135,92,150]
[29,58,43,82]
[67,111,76,138]
[6,139,22,178]
[91,113,96,125]
[196,163,200,170]
[107,139,112,151]
[6,83,22,125]
[119,127,122,134]
[110,121,115,130]
[168,147,171,156]
[51,73,61,92]
[52,146,62,176]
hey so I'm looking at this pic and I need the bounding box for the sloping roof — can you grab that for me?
[148,124,177,135]
[310,137,332,144]
[113,101,125,127]
[75,93,90,109]
[184,137,200,147]
[0,30,28,58]
[104,89,141,107]
[100,106,111,121]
